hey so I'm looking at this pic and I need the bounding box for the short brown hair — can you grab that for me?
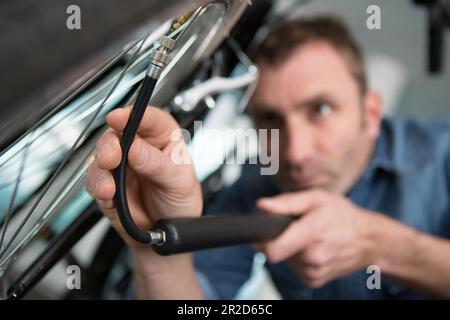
[253,15,367,95]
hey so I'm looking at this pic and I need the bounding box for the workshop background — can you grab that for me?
[217,0,450,299]
[0,0,449,299]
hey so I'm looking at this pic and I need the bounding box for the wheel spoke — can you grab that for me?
[0,35,149,264]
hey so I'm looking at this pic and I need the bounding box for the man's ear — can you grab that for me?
[363,90,383,140]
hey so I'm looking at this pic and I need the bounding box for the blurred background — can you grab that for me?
[208,0,450,299]
[299,0,450,119]
[0,0,449,300]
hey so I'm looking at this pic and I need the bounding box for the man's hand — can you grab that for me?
[86,106,203,299]
[257,189,450,297]
[86,106,203,247]
[256,189,375,288]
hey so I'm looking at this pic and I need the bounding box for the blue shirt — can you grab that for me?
[194,117,450,299]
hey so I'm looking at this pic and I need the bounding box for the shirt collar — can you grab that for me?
[366,118,401,175]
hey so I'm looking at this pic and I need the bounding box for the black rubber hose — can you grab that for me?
[151,214,296,255]
[113,76,158,244]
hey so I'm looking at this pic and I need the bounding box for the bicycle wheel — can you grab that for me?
[0,0,248,299]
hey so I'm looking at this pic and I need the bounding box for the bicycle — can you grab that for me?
[0,0,265,299]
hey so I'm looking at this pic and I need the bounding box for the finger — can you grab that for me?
[94,195,122,223]
[95,199,119,225]
[256,189,326,215]
[94,199,129,241]
[86,161,116,201]
[262,215,315,263]
[106,107,179,148]
[95,129,122,170]
[126,135,175,185]
[97,198,115,211]
[293,263,328,289]
[95,198,147,248]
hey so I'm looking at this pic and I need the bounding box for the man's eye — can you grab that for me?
[312,103,332,118]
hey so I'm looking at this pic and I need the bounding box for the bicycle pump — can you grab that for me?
[114,36,295,256]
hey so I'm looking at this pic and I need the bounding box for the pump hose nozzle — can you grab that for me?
[113,36,175,245]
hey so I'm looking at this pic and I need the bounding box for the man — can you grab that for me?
[86,15,450,299]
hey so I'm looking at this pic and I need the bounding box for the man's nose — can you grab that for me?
[284,120,315,165]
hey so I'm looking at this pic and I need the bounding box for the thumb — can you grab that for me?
[126,135,177,185]
[261,217,314,263]
[256,189,326,216]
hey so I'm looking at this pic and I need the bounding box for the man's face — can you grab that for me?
[250,42,382,194]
